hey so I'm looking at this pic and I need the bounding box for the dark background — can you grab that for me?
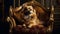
[0,0,60,34]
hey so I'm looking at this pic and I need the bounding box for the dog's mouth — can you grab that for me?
[23,15,33,21]
[23,10,34,21]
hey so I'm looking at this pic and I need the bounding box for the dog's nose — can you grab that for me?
[24,11,31,15]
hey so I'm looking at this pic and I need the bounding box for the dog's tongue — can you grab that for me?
[24,16,29,19]
[24,16,31,21]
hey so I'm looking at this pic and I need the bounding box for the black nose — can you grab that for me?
[24,11,31,15]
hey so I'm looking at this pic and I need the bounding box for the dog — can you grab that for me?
[7,1,51,34]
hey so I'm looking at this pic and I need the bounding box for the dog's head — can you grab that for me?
[21,5,37,22]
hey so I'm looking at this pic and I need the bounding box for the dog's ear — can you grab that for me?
[34,5,51,27]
